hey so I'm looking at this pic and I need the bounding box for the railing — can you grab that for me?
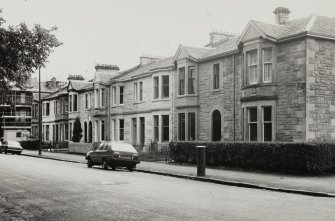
[0,112,32,117]
[0,95,33,105]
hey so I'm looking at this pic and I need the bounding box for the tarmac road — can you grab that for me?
[0,154,334,221]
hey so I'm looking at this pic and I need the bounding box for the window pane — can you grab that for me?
[264,123,272,141]
[101,121,105,140]
[154,77,159,99]
[101,89,105,107]
[249,107,257,122]
[119,119,124,140]
[248,50,258,84]
[154,115,159,142]
[263,48,272,63]
[263,63,272,82]
[179,113,185,141]
[263,106,272,121]
[134,83,138,101]
[119,87,124,104]
[139,82,143,101]
[162,76,169,98]
[188,67,195,94]
[162,115,169,141]
[188,113,195,141]
[249,123,257,141]
[113,87,116,105]
[73,94,77,111]
[213,64,219,89]
[179,68,185,95]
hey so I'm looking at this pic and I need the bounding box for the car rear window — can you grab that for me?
[110,142,137,153]
[7,141,20,146]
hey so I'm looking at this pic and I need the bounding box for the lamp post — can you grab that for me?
[38,66,42,155]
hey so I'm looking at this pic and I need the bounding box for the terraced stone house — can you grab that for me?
[37,7,335,150]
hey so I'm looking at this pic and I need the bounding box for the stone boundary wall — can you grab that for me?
[69,142,92,154]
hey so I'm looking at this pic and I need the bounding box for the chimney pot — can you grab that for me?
[273,7,290,25]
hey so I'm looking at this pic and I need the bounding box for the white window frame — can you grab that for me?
[262,106,272,142]
[134,82,138,101]
[262,48,272,83]
[248,107,258,141]
[112,87,116,106]
[247,50,258,85]
[139,82,143,101]
[100,88,105,108]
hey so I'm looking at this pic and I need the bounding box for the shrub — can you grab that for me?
[169,141,335,174]
[20,140,51,150]
[72,116,83,142]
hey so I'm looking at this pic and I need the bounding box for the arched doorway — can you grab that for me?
[212,110,221,141]
[88,121,92,143]
[84,122,87,143]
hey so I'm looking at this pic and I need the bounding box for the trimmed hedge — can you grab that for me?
[20,140,52,150]
[169,141,335,174]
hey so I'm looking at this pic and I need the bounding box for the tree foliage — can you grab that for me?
[72,117,83,142]
[0,9,62,94]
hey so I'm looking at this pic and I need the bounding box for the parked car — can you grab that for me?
[85,142,140,171]
[0,141,23,155]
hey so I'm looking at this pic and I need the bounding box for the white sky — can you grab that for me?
[1,0,335,81]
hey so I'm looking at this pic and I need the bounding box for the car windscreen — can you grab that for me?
[7,141,20,147]
[110,143,137,153]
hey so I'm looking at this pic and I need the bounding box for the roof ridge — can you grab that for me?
[182,45,213,50]
[306,14,318,32]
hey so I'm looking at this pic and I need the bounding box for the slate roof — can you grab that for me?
[252,15,335,40]
[112,57,175,81]
[182,46,213,60]
[193,14,335,61]
[43,86,68,100]
[32,93,49,101]
[69,81,92,91]
[202,36,239,59]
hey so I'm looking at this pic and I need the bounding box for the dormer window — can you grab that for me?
[263,48,272,83]
[247,50,258,85]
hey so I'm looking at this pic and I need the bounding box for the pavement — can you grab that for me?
[21,150,335,198]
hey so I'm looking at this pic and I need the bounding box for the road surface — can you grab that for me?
[0,154,334,220]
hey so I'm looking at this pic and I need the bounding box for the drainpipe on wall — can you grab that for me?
[170,69,174,142]
[233,54,236,141]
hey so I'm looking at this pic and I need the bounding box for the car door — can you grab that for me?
[96,143,108,164]
[98,143,108,164]
[91,144,103,163]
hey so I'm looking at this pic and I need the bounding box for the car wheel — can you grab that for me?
[127,166,134,172]
[87,158,93,168]
[102,159,108,170]
[111,166,116,171]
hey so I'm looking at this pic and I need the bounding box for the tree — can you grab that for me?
[0,9,62,94]
[72,117,83,142]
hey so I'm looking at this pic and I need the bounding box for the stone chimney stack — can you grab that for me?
[95,64,119,74]
[208,31,235,47]
[140,55,160,66]
[273,7,290,25]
